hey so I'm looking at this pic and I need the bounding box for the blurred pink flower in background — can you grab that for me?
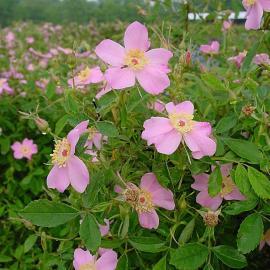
[260,229,270,250]
[242,0,270,30]
[200,41,220,54]
[47,120,90,193]
[68,66,103,88]
[73,248,118,270]
[5,31,15,47]
[147,100,165,113]
[27,63,35,71]
[192,164,245,211]
[115,173,175,229]
[99,219,110,236]
[57,46,73,55]
[253,53,270,65]
[36,78,49,90]
[222,20,232,31]
[11,138,38,160]
[26,36,35,44]
[0,78,14,95]
[228,51,247,68]
[142,101,216,158]
[95,21,173,95]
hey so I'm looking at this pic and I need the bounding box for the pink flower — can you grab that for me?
[95,82,113,100]
[253,53,270,65]
[99,219,110,237]
[47,121,90,193]
[68,67,103,88]
[141,101,216,158]
[85,127,107,151]
[73,248,118,270]
[26,36,35,44]
[222,20,232,32]
[11,138,38,160]
[36,79,49,90]
[115,173,175,229]
[200,41,220,55]
[95,21,173,95]
[0,78,14,95]
[147,100,165,113]
[242,0,270,30]
[228,51,247,68]
[259,229,270,250]
[191,164,245,211]
[57,46,73,55]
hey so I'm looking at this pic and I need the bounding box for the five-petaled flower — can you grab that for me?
[47,120,90,193]
[11,138,38,160]
[115,173,175,229]
[95,21,173,95]
[141,101,216,158]
[200,41,220,55]
[191,164,246,211]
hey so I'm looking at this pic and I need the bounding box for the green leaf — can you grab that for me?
[234,164,251,195]
[215,115,237,133]
[116,254,128,270]
[170,243,209,270]
[153,256,167,270]
[64,90,79,114]
[222,138,262,164]
[0,255,13,262]
[178,218,195,244]
[224,198,258,215]
[201,73,226,91]
[128,236,166,253]
[79,214,101,252]
[55,115,69,135]
[208,167,222,197]
[24,234,38,253]
[248,166,270,199]
[241,40,260,73]
[213,245,247,269]
[237,213,263,254]
[96,121,119,137]
[20,199,79,227]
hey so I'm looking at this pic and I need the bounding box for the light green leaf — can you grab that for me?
[128,236,166,253]
[0,255,13,262]
[178,218,195,244]
[208,167,222,197]
[153,256,166,270]
[215,115,237,133]
[55,115,69,135]
[234,164,251,195]
[24,234,38,253]
[224,198,258,215]
[96,121,119,137]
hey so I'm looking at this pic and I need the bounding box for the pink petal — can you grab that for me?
[146,48,173,66]
[67,156,89,193]
[245,3,263,30]
[155,129,182,155]
[136,65,170,95]
[165,101,194,115]
[95,249,118,270]
[220,164,233,177]
[90,67,104,83]
[259,240,266,251]
[124,21,150,51]
[191,173,209,191]
[105,67,135,89]
[96,84,113,99]
[11,142,21,152]
[114,185,123,193]
[73,248,94,270]
[260,0,270,11]
[196,191,223,211]
[140,173,175,210]
[13,149,24,159]
[138,210,159,229]
[99,219,110,237]
[95,39,125,66]
[224,188,246,201]
[93,133,103,149]
[47,165,70,193]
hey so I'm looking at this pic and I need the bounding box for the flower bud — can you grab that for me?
[203,210,220,227]
[34,117,50,134]
[185,50,192,66]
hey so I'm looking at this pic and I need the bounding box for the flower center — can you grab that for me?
[78,67,91,80]
[169,113,194,134]
[124,49,148,70]
[220,176,235,197]
[50,138,71,167]
[20,146,30,155]
[88,127,98,141]
[243,0,256,6]
[79,262,96,270]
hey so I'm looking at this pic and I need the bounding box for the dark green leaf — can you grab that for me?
[178,218,195,244]
[24,234,38,253]
[153,256,167,270]
[128,236,166,253]
[215,115,238,133]
[234,164,251,195]
[224,198,258,215]
[208,167,222,197]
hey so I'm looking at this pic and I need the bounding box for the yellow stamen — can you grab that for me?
[220,176,235,197]
[169,113,194,134]
[79,262,96,270]
[50,138,71,167]
[244,0,256,6]
[88,127,98,141]
[124,49,148,70]
[78,67,91,81]
[20,146,30,155]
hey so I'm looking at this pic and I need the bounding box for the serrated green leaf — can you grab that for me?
[208,167,222,197]
[224,197,258,215]
[128,236,166,253]
[215,115,238,133]
[234,164,251,195]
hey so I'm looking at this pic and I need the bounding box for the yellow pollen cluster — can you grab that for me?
[220,176,235,197]
[88,127,97,141]
[124,49,148,70]
[50,138,71,167]
[124,188,154,213]
[78,67,91,80]
[20,146,30,155]
[244,0,256,6]
[79,262,96,270]
[169,113,194,134]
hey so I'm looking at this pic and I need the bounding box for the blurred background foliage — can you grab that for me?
[0,0,244,27]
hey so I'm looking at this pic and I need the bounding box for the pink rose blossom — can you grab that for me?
[73,248,118,270]
[147,100,165,113]
[242,0,270,30]
[47,120,90,193]
[68,67,103,88]
[259,229,270,250]
[222,20,232,32]
[57,46,73,55]
[141,101,216,158]
[115,173,175,229]
[0,78,14,95]
[26,36,35,44]
[36,79,49,90]
[99,219,110,237]
[11,138,38,160]
[95,21,173,95]
[85,127,107,151]
[5,31,15,47]
[228,51,247,68]
[253,53,270,65]
[191,164,245,211]
[200,41,220,55]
